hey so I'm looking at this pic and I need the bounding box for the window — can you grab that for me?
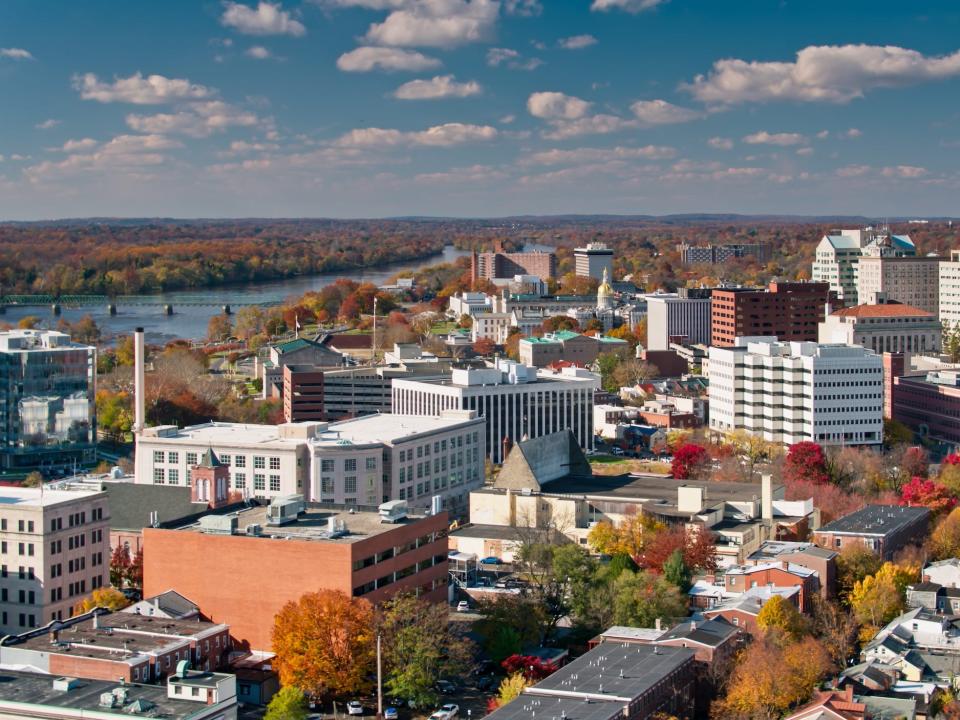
[153,450,164,463]
[270,475,281,492]
[321,477,334,494]
[168,451,179,464]
[153,468,166,484]
[27,521,34,533]
[254,474,266,491]
[234,455,247,469]
[345,458,357,472]
[269,457,281,470]
[168,469,179,485]
[345,476,357,494]
[321,458,335,472]
[186,452,198,466]
[366,457,377,470]
[233,473,246,489]
[220,454,231,465]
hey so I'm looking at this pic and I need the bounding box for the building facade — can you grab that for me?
[0,330,96,473]
[0,486,110,634]
[574,242,614,280]
[812,505,930,559]
[886,361,960,445]
[711,282,832,348]
[812,228,915,306]
[143,501,450,651]
[518,331,628,368]
[856,256,940,315]
[471,245,557,284]
[646,291,713,350]
[392,361,599,463]
[819,303,941,354]
[940,250,960,327]
[679,242,770,265]
[709,337,883,446]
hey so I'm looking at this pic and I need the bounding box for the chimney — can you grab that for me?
[93,612,99,630]
[133,327,146,434]
[502,436,514,460]
[781,560,789,571]
[654,618,662,632]
[761,474,773,522]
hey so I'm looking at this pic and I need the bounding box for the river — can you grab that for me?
[0,245,474,343]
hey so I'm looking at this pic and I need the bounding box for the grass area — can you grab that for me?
[430,321,459,335]
[589,456,672,476]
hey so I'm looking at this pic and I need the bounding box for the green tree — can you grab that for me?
[475,595,543,662]
[379,594,474,709]
[662,549,691,593]
[264,686,309,720]
[22,471,44,488]
[612,570,688,627]
[595,352,622,393]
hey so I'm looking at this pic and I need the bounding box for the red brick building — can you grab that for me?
[471,241,557,283]
[884,352,960,445]
[723,561,818,612]
[283,365,326,422]
[711,281,833,347]
[144,503,449,651]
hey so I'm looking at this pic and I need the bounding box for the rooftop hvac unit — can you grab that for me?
[267,495,306,526]
[245,524,262,536]
[99,692,118,708]
[380,500,409,524]
[430,495,443,517]
[52,677,80,692]
[199,515,237,535]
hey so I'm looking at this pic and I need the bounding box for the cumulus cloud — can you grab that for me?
[883,165,927,178]
[707,137,733,150]
[845,128,862,138]
[527,91,591,120]
[334,122,497,147]
[60,138,99,153]
[0,48,34,60]
[26,134,183,182]
[835,164,927,179]
[630,99,700,125]
[486,47,541,70]
[246,46,273,59]
[220,1,306,36]
[542,114,635,140]
[685,44,960,104]
[524,145,675,165]
[591,0,667,13]
[558,35,597,50]
[35,119,61,130]
[796,147,814,156]
[125,101,259,138]
[363,0,499,48]
[742,131,807,146]
[504,0,542,16]
[337,46,441,72]
[74,72,213,104]
[393,75,481,99]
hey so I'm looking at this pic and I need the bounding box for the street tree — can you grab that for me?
[74,587,131,614]
[264,686,309,720]
[612,570,688,627]
[756,595,807,641]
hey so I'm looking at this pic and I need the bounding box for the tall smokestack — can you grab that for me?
[761,473,773,522]
[134,327,145,434]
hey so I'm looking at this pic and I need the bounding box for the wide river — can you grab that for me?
[2,245,476,343]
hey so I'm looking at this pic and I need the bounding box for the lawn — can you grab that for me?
[589,456,672,476]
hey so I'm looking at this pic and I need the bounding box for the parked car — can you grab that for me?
[480,556,501,565]
[384,707,399,720]
[436,681,457,695]
[477,676,498,691]
[456,600,470,612]
[611,447,625,456]
[430,704,459,720]
[347,701,364,716]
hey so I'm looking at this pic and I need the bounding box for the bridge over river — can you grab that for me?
[0,295,279,316]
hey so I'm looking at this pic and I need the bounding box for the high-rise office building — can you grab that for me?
[711,282,832,348]
[812,228,915,306]
[574,242,614,281]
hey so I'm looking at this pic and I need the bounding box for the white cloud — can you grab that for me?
[393,75,481,99]
[524,145,675,165]
[0,48,34,60]
[796,147,814,156]
[35,119,61,130]
[364,0,499,48]
[629,99,700,125]
[246,46,272,59]
[126,101,259,138]
[707,137,733,150]
[500,114,515,124]
[591,0,667,13]
[334,122,498,147]
[74,72,213,104]
[414,164,509,184]
[504,0,541,16]
[527,91,591,120]
[742,131,807,146]
[486,47,541,70]
[883,165,927,178]
[60,138,99,152]
[816,130,830,139]
[845,127,862,138]
[836,164,871,177]
[542,114,634,140]
[337,46,441,72]
[26,134,183,183]
[685,44,960,104]
[220,2,306,36]
[558,35,597,50]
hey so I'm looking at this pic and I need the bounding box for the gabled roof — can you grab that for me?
[658,617,739,648]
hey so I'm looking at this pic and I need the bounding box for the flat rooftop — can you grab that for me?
[174,503,438,544]
[6,613,225,664]
[0,670,223,719]
[0,485,104,509]
[140,421,307,448]
[328,412,481,445]
[818,504,930,536]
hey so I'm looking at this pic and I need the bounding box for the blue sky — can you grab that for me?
[1,0,959,219]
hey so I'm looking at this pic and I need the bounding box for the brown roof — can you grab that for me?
[323,333,372,349]
[830,303,933,319]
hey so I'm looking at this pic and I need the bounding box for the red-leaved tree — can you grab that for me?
[785,478,864,525]
[501,655,557,681]
[642,526,718,574]
[900,476,957,516]
[783,441,830,485]
[672,443,708,480]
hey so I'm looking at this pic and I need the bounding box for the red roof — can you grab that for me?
[831,303,933,319]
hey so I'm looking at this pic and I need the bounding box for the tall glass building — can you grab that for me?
[0,330,96,474]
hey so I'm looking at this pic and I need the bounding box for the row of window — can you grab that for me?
[352,533,444,571]
[153,450,282,471]
[320,457,378,473]
[396,433,478,464]
[353,554,448,596]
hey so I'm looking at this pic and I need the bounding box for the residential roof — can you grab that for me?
[747,540,838,562]
[596,626,665,643]
[818,504,930,537]
[725,561,817,578]
[831,303,934,319]
[450,523,570,545]
[125,590,199,620]
[104,483,204,532]
[657,617,739,648]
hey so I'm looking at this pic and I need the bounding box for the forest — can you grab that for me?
[2,216,957,297]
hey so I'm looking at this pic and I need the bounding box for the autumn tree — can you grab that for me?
[836,543,882,599]
[900,476,956,516]
[22,471,44,488]
[809,596,858,668]
[110,545,131,587]
[264,686,309,720]
[612,570,688,627]
[642,526,718,575]
[848,562,917,630]
[783,442,830,485]
[74,587,131,614]
[725,430,779,482]
[127,548,143,589]
[207,314,233,342]
[612,359,660,388]
[472,337,496,356]
[930,507,960,560]
[493,673,531,709]
[272,590,376,699]
[672,443,708,480]
[756,595,807,641]
[378,593,473,708]
[587,514,664,566]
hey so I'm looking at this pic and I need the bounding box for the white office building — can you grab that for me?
[135,412,485,513]
[818,303,941,355]
[392,359,600,463]
[709,337,883,447]
[646,292,712,350]
[574,243,614,281]
[812,228,916,306]
[940,250,960,328]
[856,256,940,316]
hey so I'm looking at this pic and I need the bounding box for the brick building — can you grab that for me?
[723,561,819,612]
[144,499,449,650]
[884,352,960,445]
[471,243,557,284]
[282,364,325,422]
[703,587,800,635]
[0,609,230,683]
[812,505,930,559]
[746,541,838,598]
[711,281,833,347]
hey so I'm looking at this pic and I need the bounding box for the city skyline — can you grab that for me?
[2,0,960,219]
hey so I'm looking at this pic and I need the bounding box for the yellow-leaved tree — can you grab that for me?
[586,514,664,565]
[756,594,807,641]
[848,562,918,631]
[74,587,131,614]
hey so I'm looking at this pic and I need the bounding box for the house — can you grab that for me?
[906,581,960,615]
[813,505,930,559]
[722,561,819,612]
[923,558,960,588]
[123,590,200,620]
[783,686,867,720]
[702,586,800,635]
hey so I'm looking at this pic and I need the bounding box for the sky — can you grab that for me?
[1,0,959,219]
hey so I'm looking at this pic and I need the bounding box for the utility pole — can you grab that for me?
[372,296,378,364]
[376,632,383,719]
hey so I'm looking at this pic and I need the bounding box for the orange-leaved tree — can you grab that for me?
[74,587,131,614]
[272,590,376,700]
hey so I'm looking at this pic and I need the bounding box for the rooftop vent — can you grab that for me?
[52,677,80,692]
[379,500,408,524]
[245,524,262,536]
[267,495,306,526]
[199,515,237,535]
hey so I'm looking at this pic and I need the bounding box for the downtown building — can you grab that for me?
[574,242,614,280]
[812,228,915,306]
[708,337,883,446]
[0,330,96,474]
[711,281,833,348]
[819,302,941,355]
[646,289,713,350]
[471,241,557,284]
[392,359,600,463]
[940,250,960,327]
[679,241,770,265]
